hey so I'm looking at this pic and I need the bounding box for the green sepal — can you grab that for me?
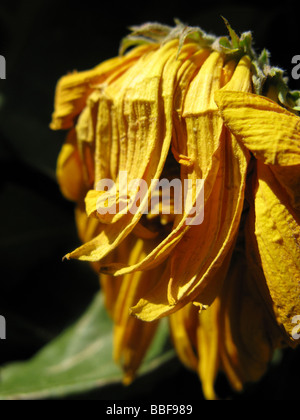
[119,19,300,114]
[263,66,300,112]
[120,20,217,56]
[221,16,240,49]
[119,36,156,56]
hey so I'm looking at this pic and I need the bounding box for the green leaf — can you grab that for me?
[0,293,175,400]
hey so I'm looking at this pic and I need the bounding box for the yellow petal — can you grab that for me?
[56,129,86,202]
[170,246,285,399]
[219,55,252,92]
[167,130,249,306]
[93,90,118,183]
[101,50,225,277]
[248,162,300,342]
[99,234,147,318]
[215,90,300,210]
[65,41,203,263]
[75,91,100,186]
[169,304,199,372]
[196,300,220,400]
[272,165,300,211]
[74,203,104,273]
[100,51,223,281]
[75,202,102,244]
[102,236,164,383]
[170,299,220,400]
[214,90,300,166]
[130,223,235,322]
[56,92,102,202]
[167,55,252,305]
[131,55,252,320]
[99,47,211,275]
[178,51,227,214]
[50,44,157,130]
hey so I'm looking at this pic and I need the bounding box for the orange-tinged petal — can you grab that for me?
[130,216,236,322]
[170,247,286,400]
[167,129,249,306]
[100,235,164,383]
[99,234,150,318]
[196,299,220,400]
[217,251,280,392]
[170,299,220,400]
[130,55,252,321]
[169,304,198,372]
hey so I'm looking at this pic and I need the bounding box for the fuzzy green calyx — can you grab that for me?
[120,19,300,112]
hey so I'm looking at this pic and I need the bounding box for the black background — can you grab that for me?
[0,0,299,400]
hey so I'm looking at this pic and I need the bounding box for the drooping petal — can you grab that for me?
[75,202,102,244]
[167,129,249,305]
[170,247,286,400]
[56,128,86,202]
[131,55,252,321]
[196,300,221,400]
[100,235,165,383]
[50,44,157,130]
[130,188,237,322]
[56,91,103,202]
[179,51,226,184]
[97,47,211,275]
[113,240,165,384]
[100,50,226,277]
[170,299,220,401]
[246,162,300,342]
[75,90,101,187]
[217,250,283,393]
[169,304,199,372]
[64,41,205,263]
[74,203,104,273]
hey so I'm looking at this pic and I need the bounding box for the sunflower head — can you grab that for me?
[50,19,300,398]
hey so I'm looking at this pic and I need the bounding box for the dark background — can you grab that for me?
[0,0,299,400]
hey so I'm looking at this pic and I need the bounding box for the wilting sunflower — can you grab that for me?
[50,20,300,399]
